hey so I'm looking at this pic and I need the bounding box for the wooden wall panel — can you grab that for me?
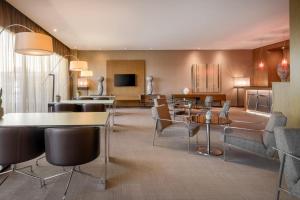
[106,60,145,100]
[252,40,289,87]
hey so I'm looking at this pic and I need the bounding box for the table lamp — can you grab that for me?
[233,77,250,107]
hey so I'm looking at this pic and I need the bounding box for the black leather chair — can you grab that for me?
[82,103,106,112]
[54,103,79,112]
[94,97,110,100]
[43,127,100,199]
[0,127,45,187]
[77,97,94,100]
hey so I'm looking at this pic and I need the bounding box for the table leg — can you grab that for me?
[99,124,107,190]
[207,123,211,155]
[197,123,223,156]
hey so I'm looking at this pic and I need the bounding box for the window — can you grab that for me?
[0,27,69,113]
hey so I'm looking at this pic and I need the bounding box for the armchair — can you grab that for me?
[274,128,300,200]
[223,112,287,160]
[151,105,200,152]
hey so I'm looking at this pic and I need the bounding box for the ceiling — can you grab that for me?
[8,0,289,50]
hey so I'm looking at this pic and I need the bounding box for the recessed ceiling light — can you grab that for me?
[53,29,57,32]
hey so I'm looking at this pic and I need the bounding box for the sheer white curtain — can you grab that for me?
[0,27,69,113]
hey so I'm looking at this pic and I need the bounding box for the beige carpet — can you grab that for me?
[0,108,297,200]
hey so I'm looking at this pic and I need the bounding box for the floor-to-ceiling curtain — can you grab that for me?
[0,27,69,113]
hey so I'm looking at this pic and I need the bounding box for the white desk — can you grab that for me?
[0,112,110,189]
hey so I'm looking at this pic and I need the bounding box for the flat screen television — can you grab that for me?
[114,74,136,86]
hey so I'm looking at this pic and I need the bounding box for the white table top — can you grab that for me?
[49,99,114,105]
[0,112,109,127]
[80,95,116,99]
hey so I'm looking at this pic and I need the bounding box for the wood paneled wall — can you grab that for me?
[252,40,289,87]
[106,60,145,100]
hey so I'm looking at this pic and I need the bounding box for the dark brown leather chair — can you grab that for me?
[0,127,45,186]
[82,103,106,112]
[44,127,100,199]
[54,103,79,112]
[77,97,93,100]
[94,97,110,100]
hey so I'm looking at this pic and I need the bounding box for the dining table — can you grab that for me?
[0,112,110,189]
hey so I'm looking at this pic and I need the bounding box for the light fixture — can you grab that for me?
[258,39,264,69]
[281,46,288,67]
[69,60,88,71]
[0,24,53,56]
[43,55,89,101]
[233,77,250,107]
[259,61,264,69]
[78,78,88,87]
[80,70,93,77]
[233,77,250,87]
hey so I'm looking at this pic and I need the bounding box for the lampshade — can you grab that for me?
[69,60,88,71]
[80,70,93,77]
[233,77,250,87]
[15,32,53,56]
[78,78,88,87]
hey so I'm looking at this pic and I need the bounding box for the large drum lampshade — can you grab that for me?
[69,60,88,71]
[15,32,53,56]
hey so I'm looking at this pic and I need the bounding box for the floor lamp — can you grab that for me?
[0,24,54,172]
[44,55,88,102]
[78,70,93,96]
[233,77,250,107]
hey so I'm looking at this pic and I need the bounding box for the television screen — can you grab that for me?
[114,74,136,86]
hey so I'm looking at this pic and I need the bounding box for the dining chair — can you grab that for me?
[274,127,300,200]
[152,104,200,152]
[219,100,231,119]
[43,127,100,200]
[0,127,45,187]
[204,96,213,108]
[77,96,94,100]
[82,103,106,112]
[93,97,110,100]
[54,103,79,112]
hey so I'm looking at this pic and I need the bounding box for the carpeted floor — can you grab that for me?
[0,108,297,200]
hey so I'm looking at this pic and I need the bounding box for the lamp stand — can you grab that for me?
[48,74,55,102]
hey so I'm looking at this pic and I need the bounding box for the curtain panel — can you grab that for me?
[0,27,69,113]
[0,0,70,56]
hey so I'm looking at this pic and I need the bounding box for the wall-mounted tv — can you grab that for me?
[114,74,136,86]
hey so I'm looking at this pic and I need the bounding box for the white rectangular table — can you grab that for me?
[0,112,110,189]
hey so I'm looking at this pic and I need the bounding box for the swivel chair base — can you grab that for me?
[0,164,43,187]
[42,166,100,200]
